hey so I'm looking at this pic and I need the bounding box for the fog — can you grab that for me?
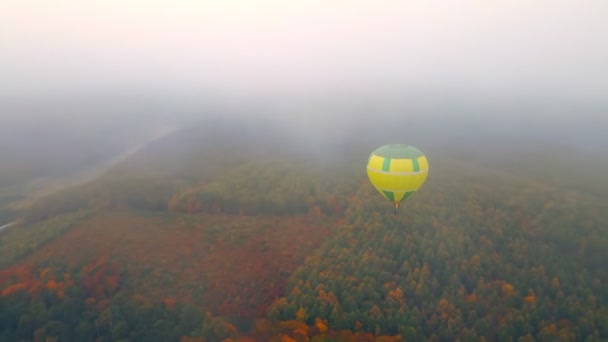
[1,0,607,183]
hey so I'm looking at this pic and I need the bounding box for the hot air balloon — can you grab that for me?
[366,144,429,214]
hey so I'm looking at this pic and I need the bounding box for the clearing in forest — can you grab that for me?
[16,210,335,319]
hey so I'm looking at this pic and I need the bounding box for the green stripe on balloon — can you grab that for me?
[382,157,391,172]
[382,190,395,201]
[412,158,420,172]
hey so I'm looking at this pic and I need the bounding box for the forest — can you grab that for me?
[0,117,606,341]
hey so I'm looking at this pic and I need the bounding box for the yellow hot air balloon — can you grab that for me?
[366,144,429,214]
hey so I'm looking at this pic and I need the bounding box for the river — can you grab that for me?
[0,221,16,232]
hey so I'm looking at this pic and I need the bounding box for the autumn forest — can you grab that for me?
[0,117,606,342]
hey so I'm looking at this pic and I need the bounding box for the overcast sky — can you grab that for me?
[2,0,607,120]
[1,0,607,188]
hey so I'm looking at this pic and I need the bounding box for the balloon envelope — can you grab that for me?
[366,144,429,207]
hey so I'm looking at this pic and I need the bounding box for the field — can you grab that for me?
[17,211,334,320]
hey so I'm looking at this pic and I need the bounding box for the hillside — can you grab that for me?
[0,117,606,341]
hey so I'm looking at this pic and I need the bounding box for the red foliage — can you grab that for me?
[0,264,76,299]
[80,257,121,300]
[164,297,177,310]
[105,275,120,294]
[1,282,28,296]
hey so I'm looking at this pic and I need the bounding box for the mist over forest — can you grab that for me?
[2,91,606,200]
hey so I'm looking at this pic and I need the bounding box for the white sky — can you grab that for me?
[1,0,607,106]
